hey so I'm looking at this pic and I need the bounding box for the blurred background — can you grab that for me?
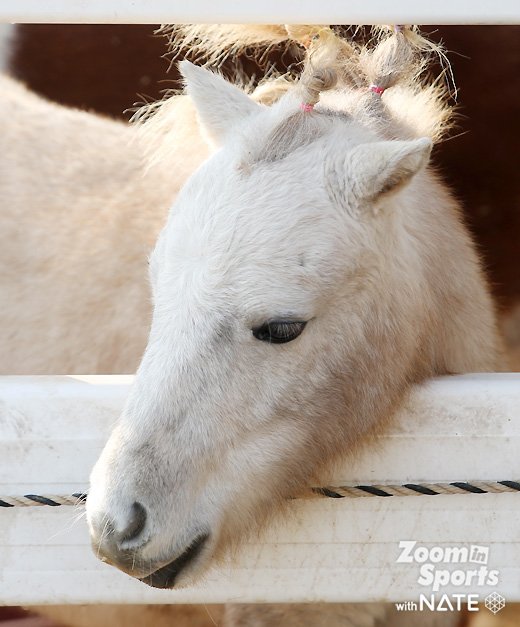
[0,23,518,627]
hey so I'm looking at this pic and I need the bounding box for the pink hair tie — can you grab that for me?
[300,102,314,113]
[369,84,385,96]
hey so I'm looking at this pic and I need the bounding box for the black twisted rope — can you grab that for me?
[1,482,519,507]
[0,493,87,508]
[311,480,520,498]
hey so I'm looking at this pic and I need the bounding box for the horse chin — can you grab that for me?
[138,532,210,589]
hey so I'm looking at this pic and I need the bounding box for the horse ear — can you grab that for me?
[355,137,432,199]
[179,61,262,146]
[333,138,432,210]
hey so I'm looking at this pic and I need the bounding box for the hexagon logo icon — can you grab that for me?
[485,592,506,614]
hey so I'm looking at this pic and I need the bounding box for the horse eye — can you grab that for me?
[252,320,307,344]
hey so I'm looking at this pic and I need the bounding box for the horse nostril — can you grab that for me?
[117,501,147,544]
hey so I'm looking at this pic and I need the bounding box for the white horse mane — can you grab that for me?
[141,24,453,159]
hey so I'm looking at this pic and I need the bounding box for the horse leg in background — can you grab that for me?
[223,603,465,626]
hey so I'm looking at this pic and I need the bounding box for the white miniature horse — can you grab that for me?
[86,43,502,623]
[0,22,507,626]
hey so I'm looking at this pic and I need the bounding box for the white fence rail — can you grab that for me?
[1,0,520,24]
[1,374,519,605]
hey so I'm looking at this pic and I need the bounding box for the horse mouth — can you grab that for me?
[139,533,209,589]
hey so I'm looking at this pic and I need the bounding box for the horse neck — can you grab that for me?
[383,171,505,376]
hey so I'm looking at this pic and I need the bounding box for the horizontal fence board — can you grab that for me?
[3,494,520,547]
[1,0,520,25]
[2,497,520,604]
[0,373,519,604]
